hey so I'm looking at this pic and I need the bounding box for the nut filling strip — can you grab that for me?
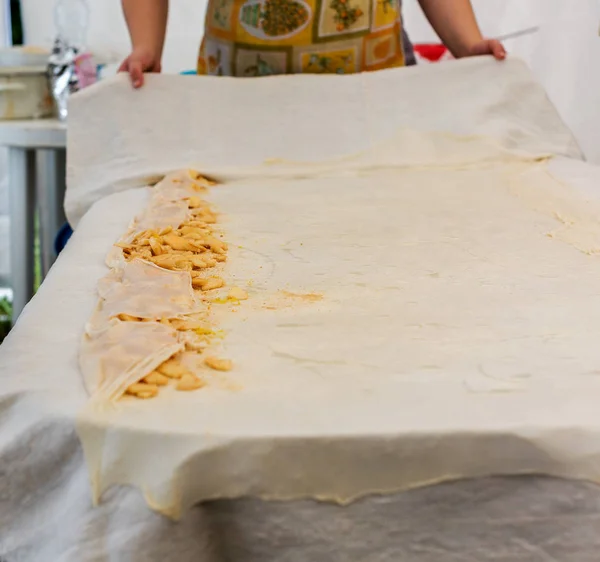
[79,170,246,405]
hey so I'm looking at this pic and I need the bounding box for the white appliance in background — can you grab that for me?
[0,47,53,120]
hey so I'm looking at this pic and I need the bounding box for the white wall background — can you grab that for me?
[16,0,600,162]
[0,0,10,285]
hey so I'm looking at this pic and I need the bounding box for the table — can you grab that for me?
[0,119,67,321]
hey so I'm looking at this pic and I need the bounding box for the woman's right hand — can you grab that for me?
[118,47,162,88]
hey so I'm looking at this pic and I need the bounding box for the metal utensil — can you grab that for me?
[495,26,540,42]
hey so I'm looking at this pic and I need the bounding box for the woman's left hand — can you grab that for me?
[464,39,506,60]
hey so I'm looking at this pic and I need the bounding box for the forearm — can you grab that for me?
[122,0,169,59]
[417,0,483,58]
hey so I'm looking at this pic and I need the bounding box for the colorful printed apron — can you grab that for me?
[197,0,406,76]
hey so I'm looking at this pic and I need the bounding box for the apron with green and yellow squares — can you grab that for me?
[198,0,406,76]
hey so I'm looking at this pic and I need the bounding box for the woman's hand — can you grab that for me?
[119,0,169,88]
[118,47,162,88]
[464,39,506,61]
[417,0,506,61]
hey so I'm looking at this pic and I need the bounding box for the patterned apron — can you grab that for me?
[197,0,406,76]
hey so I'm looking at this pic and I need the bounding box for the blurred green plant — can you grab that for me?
[0,297,11,316]
[0,296,11,343]
[0,216,44,342]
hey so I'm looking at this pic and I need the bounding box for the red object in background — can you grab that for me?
[413,43,448,62]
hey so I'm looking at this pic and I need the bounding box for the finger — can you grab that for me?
[491,40,507,60]
[129,59,145,88]
[117,59,129,73]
